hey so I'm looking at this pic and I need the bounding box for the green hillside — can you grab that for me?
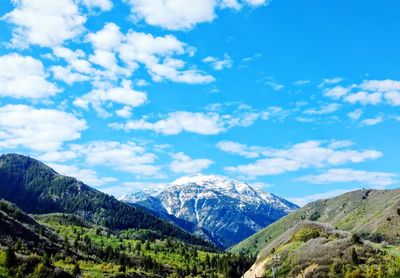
[0,199,254,277]
[231,189,400,256]
[0,154,211,248]
[242,221,400,278]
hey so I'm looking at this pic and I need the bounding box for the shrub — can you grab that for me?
[292,227,320,242]
[351,233,361,244]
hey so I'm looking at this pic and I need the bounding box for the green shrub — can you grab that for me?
[292,227,321,242]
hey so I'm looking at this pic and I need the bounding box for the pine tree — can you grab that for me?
[72,263,81,276]
[5,247,16,269]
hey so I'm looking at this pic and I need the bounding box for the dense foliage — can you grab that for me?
[0,212,255,277]
[0,154,212,248]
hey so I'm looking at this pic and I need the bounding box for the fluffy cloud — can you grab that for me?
[361,116,383,126]
[0,105,87,151]
[169,152,213,174]
[87,22,122,51]
[216,141,261,158]
[323,86,350,98]
[49,163,117,186]
[119,30,214,84]
[79,23,215,85]
[110,107,271,135]
[0,54,59,99]
[202,54,233,71]
[111,111,225,135]
[223,140,382,177]
[298,168,397,187]
[347,109,363,121]
[4,0,86,47]
[80,0,113,11]
[303,103,341,115]
[325,79,400,107]
[124,0,268,30]
[73,80,147,117]
[70,141,161,177]
[344,91,382,105]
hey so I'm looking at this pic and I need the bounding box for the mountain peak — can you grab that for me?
[171,174,254,194]
[124,174,298,248]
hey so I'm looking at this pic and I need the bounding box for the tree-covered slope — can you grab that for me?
[231,189,400,256]
[0,201,254,278]
[0,153,211,247]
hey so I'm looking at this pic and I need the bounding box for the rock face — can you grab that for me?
[121,174,298,248]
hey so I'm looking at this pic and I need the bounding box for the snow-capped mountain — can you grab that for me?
[121,174,298,248]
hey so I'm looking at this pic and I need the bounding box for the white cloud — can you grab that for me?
[298,168,397,187]
[325,79,400,107]
[347,109,363,121]
[80,0,113,11]
[384,91,400,106]
[0,105,87,152]
[324,86,350,99]
[124,0,268,31]
[360,79,400,92]
[111,111,225,135]
[318,77,343,88]
[4,0,86,47]
[70,141,161,177]
[115,106,133,118]
[169,152,213,174]
[288,189,353,207]
[203,54,233,70]
[249,181,274,190]
[87,22,122,50]
[223,140,382,177]
[0,54,60,99]
[86,24,215,84]
[293,80,310,86]
[110,107,271,135]
[361,116,383,126]
[73,80,147,117]
[328,140,354,149]
[49,163,117,186]
[216,141,261,158]
[265,79,284,91]
[303,103,341,115]
[38,150,80,162]
[344,91,382,105]
[149,58,215,84]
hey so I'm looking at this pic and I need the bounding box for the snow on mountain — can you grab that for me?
[121,174,298,248]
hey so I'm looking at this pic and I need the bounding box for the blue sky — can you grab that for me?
[0,0,399,206]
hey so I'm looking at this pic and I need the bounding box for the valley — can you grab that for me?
[1,154,399,277]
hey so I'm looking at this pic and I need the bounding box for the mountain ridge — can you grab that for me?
[0,153,213,248]
[231,188,400,256]
[122,174,298,248]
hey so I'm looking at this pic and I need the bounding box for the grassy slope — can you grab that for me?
[231,189,400,256]
[243,221,400,278]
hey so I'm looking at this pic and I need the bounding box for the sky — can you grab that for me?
[0,0,399,206]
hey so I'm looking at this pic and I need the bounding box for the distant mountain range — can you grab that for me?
[121,174,298,248]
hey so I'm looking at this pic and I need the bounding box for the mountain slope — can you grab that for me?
[122,174,298,248]
[243,221,400,278]
[0,199,63,254]
[231,188,400,256]
[0,154,212,248]
[0,200,254,278]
